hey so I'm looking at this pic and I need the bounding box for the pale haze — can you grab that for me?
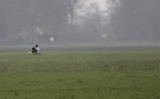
[86,0,107,11]
[0,0,159,49]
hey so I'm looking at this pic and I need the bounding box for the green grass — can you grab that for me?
[0,49,160,99]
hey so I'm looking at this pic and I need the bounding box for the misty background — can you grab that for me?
[0,0,160,47]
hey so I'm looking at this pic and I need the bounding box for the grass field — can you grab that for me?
[0,49,160,99]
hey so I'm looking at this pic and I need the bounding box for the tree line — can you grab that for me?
[110,0,160,41]
[0,0,159,44]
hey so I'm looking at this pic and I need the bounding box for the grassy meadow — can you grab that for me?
[0,49,160,99]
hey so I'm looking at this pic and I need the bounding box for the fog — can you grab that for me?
[0,0,160,49]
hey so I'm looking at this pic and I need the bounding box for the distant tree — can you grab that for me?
[3,0,81,43]
[110,0,160,41]
[0,0,7,38]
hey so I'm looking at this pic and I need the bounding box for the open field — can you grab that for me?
[0,49,160,99]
